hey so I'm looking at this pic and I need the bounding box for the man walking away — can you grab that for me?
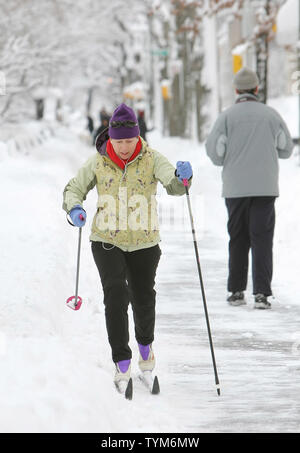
[205,67,294,309]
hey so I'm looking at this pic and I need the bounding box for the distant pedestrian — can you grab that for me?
[99,107,110,123]
[87,115,94,135]
[137,110,148,141]
[93,115,109,145]
[205,67,294,309]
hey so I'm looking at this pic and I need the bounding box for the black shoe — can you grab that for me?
[227,291,246,306]
[254,293,271,309]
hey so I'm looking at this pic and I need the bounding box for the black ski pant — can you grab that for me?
[225,197,276,296]
[91,241,161,363]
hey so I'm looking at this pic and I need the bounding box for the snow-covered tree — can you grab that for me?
[0,0,146,122]
[251,0,288,102]
[145,0,210,140]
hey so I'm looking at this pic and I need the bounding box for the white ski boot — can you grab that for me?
[138,344,160,394]
[138,344,155,372]
[114,359,132,399]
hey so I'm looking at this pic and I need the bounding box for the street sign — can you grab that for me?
[151,49,169,57]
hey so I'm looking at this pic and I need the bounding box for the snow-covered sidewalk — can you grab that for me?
[0,124,299,433]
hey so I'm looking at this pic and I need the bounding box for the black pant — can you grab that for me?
[225,197,276,296]
[91,242,161,363]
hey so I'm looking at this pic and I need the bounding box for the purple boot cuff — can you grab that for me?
[117,359,131,373]
[138,343,150,361]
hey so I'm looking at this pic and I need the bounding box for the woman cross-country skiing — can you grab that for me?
[62,103,192,394]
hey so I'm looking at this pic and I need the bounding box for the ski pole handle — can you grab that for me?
[183,178,189,187]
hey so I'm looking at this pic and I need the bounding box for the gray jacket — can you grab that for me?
[205,94,294,198]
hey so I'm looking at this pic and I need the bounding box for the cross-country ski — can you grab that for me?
[139,372,160,395]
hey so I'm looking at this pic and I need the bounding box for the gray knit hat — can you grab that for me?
[233,67,259,90]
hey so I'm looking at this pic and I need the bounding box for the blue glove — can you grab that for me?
[176,161,193,182]
[69,205,86,227]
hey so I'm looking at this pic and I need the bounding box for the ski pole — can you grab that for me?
[66,224,83,311]
[74,226,82,304]
[183,178,220,396]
